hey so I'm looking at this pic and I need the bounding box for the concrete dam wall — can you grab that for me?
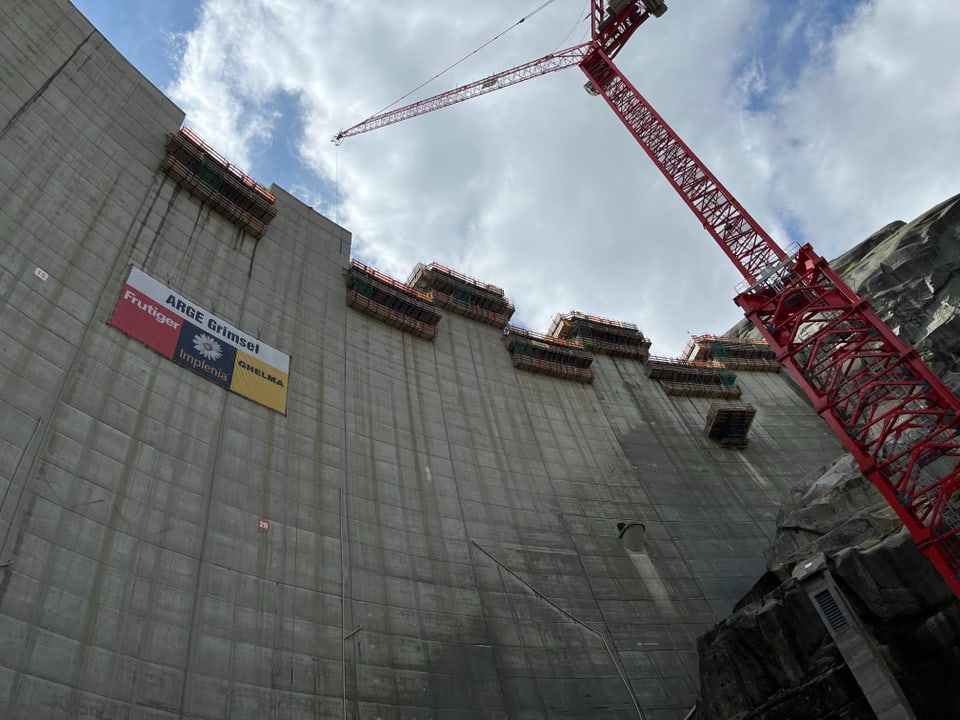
[0,1,844,718]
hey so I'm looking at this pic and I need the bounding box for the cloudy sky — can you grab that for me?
[74,0,960,356]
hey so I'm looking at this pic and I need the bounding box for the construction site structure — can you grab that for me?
[334,0,960,598]
[408,262,515,328]
[161,127,277,238]
[1,3,912,716]
[682,334,780,372]
[346,259,442,340]
[645,355,741,399]
[549,311,652,361]
[502,325,595,383]
[704,402,757,449]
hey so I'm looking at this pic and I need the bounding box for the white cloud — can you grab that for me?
[166,0,960,356]
[737,0,960,257]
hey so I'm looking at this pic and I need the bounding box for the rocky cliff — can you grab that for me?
[696,194,960,719]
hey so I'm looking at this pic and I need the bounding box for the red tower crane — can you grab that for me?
[333,0,960,599]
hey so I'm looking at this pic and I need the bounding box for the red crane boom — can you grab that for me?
[333,1,960,598]
[333,0,662,143]
[333,45,591,144]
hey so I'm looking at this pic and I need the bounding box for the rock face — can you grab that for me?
[698,580,873,720]
[697,194,960,719]
[764,455,900,572]
[836,194,960,390]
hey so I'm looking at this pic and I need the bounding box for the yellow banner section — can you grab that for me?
[231,350,289,414]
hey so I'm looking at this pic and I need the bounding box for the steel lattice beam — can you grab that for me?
[736,247,960,595]
[333,45,592,143]
[580,49,787,284]
[333,2,660,144]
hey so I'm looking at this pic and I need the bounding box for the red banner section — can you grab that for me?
[109,284,182,359]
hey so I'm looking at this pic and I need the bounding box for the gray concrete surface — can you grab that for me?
[0,1,845,718]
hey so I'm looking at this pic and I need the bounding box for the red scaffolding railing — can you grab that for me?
[350,259,434,304]
[180,126,276,204]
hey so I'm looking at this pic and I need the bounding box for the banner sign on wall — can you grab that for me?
[110,266,289,414]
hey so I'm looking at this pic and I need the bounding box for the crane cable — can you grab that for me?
[371,0,561,118]
[552,0,591,52]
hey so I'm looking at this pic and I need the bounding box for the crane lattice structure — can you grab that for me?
[333,0,960,599]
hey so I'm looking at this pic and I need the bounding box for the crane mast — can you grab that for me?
[335,1,960,598]
[581,48,960,597]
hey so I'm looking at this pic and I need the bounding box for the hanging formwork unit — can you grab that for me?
[346,260,442,340]
[407,262,515,328]
[548,311,652,361]
[160,127,278,238]
[645,356,741,399]
[704,402,757,449]
[502,326,595,383]
[682,334,780,372]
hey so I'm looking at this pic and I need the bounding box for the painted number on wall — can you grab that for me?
[258,518,270,532]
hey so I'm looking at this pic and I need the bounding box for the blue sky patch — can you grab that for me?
[737,0,867,112]
[245,90,339,211]
[73,0,197,89]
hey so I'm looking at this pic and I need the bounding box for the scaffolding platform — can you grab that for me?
[549,311,652,361]
[161,128,277,238]
[682,334,779,371]
[704,402,756,449]
[502,326,594,383]
[408,262,515,328]
[662,382,742,400]
[346,260,441,340]
[646,356,736,384]
[646,355,740,398]
[716,356,781,372]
